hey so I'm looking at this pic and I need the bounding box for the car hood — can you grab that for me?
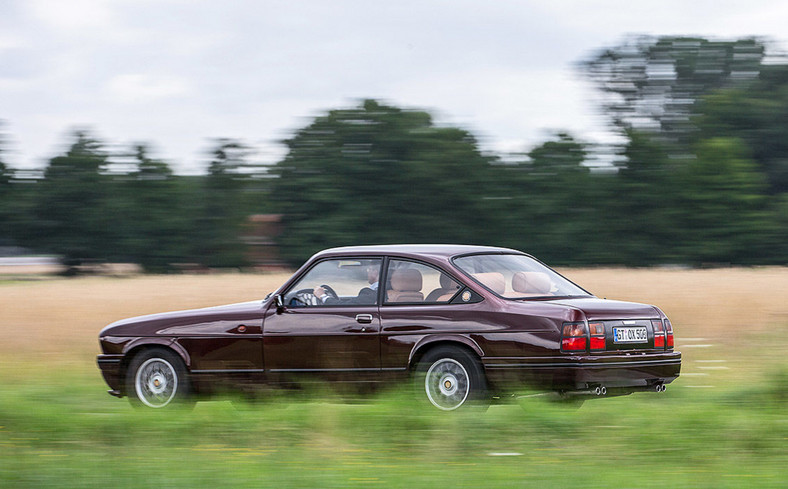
[541,296,660,320]
[100,299,267,336]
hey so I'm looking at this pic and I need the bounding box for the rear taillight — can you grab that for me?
[561,322,587,352]
[652,319,665,349]
[665,319,674,349]
[588,322,606,350]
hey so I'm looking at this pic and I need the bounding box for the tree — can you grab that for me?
[110,144,193,271]
[582,36,766,145]
[490,133,597,264]
[772,194,788,261]
[0,155,9,187]
[675,138,769,264]
[270,99,497,264]
[193,139,252,268]
[581,35,782,265]
[27,131,113,270]
[601,130,682,265]
[0,128,11,243]
[695,64,788,194]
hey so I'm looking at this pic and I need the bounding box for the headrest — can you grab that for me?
[512,271,551,294]
[439,273,456,289]
[472,272,506,295]
[390,268,422,292]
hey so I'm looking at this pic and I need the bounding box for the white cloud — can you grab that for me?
[27,0,115,32]
[105,74,193,103]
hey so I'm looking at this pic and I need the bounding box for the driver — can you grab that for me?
[355,264,379,304]
[312,285,334,304]
[313,264,379,305]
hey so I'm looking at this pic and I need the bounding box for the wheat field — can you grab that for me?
[1,267,785,366]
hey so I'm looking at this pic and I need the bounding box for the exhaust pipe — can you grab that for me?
[654,383,666,393]
[559,385,607,397]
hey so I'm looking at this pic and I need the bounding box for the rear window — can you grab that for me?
[453,254,589,299]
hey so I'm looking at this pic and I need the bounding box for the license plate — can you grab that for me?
[613,326,648,343]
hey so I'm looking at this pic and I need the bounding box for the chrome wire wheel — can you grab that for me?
[134,357,178,408]
[424,358,470,411]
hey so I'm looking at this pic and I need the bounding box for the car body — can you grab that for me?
[97,245,681,409]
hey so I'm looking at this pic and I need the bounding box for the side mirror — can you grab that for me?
[275,294,284,314]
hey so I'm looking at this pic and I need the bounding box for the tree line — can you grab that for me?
[0,136,260,272]
[1,35,786,271]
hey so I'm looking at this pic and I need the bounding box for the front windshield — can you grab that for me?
[453,254,590,299]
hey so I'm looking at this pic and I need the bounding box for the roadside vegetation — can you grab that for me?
[0,368,786,488]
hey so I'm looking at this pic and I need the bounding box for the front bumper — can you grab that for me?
[483,351,682,391]
[97,354,124,394]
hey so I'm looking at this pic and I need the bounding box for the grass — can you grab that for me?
[1,268,787,487]
[0,366,786,488]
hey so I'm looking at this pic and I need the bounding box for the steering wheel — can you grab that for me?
[319,284,338,300]
[288,284,339,306]
[289,288,318,306]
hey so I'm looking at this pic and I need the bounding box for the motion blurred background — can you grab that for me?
[1,1,787,270]
[1,1,786,487]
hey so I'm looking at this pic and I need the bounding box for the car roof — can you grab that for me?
[313,244,524,260]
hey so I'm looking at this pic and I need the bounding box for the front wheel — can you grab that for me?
[126,348,192,409]
[416,346,488,411]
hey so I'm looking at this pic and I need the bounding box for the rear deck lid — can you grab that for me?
[550,297,659,320]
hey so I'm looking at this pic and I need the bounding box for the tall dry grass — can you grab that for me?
[559,267,788,340]
[0,273,290,361]
[1,268,786,373]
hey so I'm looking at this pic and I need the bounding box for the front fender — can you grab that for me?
[122,337,191,369]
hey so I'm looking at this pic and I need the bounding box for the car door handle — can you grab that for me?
[355,314,373,324]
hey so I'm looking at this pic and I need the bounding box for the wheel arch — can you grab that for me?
[119,339,190,394]
[408,336,484,372]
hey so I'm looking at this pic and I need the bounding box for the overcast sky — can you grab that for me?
[2,0,787,174]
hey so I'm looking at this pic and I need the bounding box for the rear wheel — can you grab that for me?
[415,346,488,411]
[126,348,192,409]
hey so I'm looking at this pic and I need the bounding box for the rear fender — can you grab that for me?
[408,335,484,369]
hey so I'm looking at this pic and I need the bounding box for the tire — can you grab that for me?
[415,346,488,411]
[126,348,192,409]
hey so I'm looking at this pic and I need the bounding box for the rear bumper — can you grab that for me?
[483,351,681,392]
[97,354,124,394]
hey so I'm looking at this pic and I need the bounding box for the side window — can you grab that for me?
[284,258,382,307]
[385,260,461,304]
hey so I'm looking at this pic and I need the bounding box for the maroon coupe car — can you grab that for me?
[97,245,681,410]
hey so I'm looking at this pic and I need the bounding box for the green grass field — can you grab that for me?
[1,270,786,488]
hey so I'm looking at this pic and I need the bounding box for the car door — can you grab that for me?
[263,257,382,382]
[379,259,480,369]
